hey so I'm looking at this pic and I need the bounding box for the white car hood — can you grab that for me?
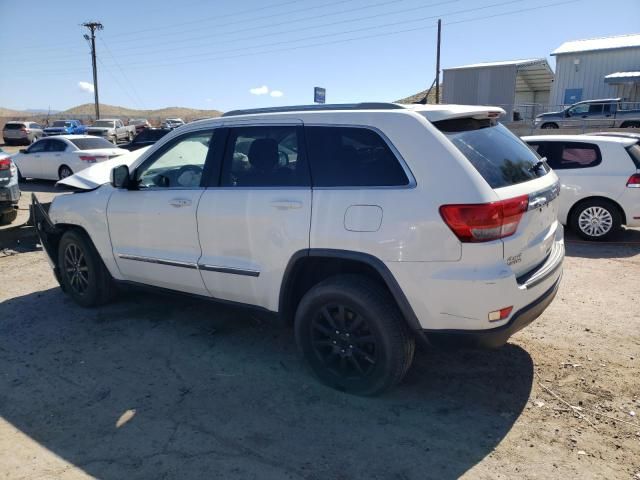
[57,147,150,190]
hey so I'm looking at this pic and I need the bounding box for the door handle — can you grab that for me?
[169,198,192,208]
[270,200,303,210]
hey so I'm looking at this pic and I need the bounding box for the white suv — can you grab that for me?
[523,134,640,240]
[33,103,564,395]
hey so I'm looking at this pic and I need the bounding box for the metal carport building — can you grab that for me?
[442,59,554,121]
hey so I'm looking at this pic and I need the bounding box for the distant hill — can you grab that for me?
[0,103,222,121]
[396,85,444,104]
[60,103,223,120]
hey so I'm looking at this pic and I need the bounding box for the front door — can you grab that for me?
[107,128,215,295]
[197,123,312,311]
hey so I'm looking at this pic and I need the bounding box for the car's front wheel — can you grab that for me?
[0,209,18,225]
[541,122,559,129]
[295,275,415,396]
[57,230,116,307]
[570,199,622,241]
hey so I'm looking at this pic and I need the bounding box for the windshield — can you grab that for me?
[69,137,115,150]
[52,121,71,127]
[93,120,114,127]
[436,120,549,189]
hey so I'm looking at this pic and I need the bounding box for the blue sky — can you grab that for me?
[0,0,638,111]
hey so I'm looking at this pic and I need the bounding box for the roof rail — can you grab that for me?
[222,102,405,117]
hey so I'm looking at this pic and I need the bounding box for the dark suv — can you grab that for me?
[0,148,20,224]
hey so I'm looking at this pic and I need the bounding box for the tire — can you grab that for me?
[3,139,12,146]
[569,199,622,241]
[58,165,73,179]
[622,121,640,128]
[295,275,415,396]
[541,123,559,129]
[0,209,18,225]
[57,230,116,307]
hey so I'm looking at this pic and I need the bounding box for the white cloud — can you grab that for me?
[270,90,284,98]
[249,85,269,95]
[78,81,95,94]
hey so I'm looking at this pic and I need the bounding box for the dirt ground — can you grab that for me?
[0,206,639,479]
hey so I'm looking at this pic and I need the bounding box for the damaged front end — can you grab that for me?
[31,193,63,285]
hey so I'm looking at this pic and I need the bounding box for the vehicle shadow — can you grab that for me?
[565,227,640,259]
[0,287,533,479]
[17,179,60,193]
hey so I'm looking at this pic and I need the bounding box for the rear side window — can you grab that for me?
[626,143,640,169]
[437,122,549,188]
[305,126,409,187]
[47,139,67,152]
[531,141,602,170]
[221,126,309,187]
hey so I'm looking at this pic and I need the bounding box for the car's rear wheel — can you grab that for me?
[58,165,73,179]
[541,123,559,129]
[622,121,640,128]
[570,199,621,241]
[295,275,415,396]
[57,230,116,307]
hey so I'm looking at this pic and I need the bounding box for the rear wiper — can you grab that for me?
[529,158,547,173]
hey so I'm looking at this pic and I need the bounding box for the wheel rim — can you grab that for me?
[64,243,89,294]
[310,304,378,380]
[60,167,72,178]
[578,206,613,237]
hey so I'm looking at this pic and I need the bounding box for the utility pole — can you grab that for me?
[82,21,103,119]
[435,19,441,104]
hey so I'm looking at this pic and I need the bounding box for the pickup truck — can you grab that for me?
[87,119,136,144]
[534,98,640,129]
[43,119,87,136]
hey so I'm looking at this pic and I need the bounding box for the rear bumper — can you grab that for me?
[0,183,20,204]
[423,276,560,348]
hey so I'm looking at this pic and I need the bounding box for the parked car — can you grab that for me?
[3,121,44,145]
[43,119,87,137]
[128,119,151,134]
[0,148,20,224]
[87,119,136,144]
[121,127,172,151]
[162,118,185,129]
[534,98,640,129]
[584,131,640,141]
[12,136,128,181]
[33,103,564,395]
[523,134,640,240]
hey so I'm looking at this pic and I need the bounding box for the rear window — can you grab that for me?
[69,137,114,150]
[3,123,24,130]
[305,126,409,187]
[437,121,549,188]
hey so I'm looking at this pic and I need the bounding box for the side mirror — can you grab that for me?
[111,164,131,189]
[19,149,28,154]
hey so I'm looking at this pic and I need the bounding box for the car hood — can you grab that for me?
[57,146,150,190]
[536,110,564,118]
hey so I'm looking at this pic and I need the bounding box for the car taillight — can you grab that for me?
[0,158,11,171]
[79,155,106,163]
[439,195,529,242]
[627,173,640,188]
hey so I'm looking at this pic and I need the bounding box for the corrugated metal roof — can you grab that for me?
[551,33,640,55]
[605,71,640,79]
[445,58,546,70]
[604,71,640,83]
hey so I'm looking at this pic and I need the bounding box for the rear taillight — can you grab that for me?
[627,173,640,188]
[440,195,529,243]
[0,158,11,171]
[79,155,106,163]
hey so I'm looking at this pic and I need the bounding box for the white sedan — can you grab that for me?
[12,135,128,181]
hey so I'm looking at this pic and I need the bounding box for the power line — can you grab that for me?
[98,36,146,109]
[82,21,103,119]
[9,0,577,78]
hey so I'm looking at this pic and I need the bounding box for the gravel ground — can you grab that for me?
[0,223,639,479]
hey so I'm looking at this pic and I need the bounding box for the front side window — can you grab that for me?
[137,130,213,188]
[221,126,309,187]
[568,104,589,116]
[306,126,409,187]
[27,140,48,153]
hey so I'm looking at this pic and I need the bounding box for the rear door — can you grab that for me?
[442,122,560,278]
[196,122,311,310]
[41,138,69,179]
